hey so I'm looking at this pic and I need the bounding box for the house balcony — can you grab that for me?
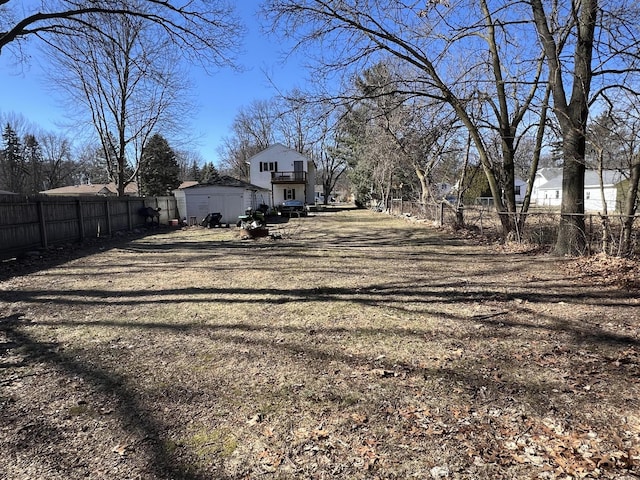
[270,171,307,184]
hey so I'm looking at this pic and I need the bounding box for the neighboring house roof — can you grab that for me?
[537,176,563,190]
[536,167,563,182]
[584,170,626,187]
[40,183,138,196]
[537,170,627,190]
[177,181,199,189]
[177,175,269,191]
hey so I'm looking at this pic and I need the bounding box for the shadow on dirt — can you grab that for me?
[0,312,228,480]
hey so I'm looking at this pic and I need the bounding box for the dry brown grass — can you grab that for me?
[1,208,639,479]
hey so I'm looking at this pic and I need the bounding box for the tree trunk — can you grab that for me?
[414,166,430,207]
[520,84,551,233]
[620,155,640,257]
[531,0,596,256]
[597,152,611,254]
[553,129,586,256]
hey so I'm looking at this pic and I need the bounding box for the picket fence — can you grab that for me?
[0,194,178,260]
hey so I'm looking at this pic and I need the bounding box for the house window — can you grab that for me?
[514,185,521,195]
[555,190,560,199]
[259,161,278,172]
[586,191,591,200]
[285,189,296,200]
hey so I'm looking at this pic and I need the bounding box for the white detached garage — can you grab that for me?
[173,176,270,225]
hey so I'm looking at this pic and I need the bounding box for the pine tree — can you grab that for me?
[189,160,202,182]
[200,162,220,183]
[23,134,44,194]
[1,123,27,193]
[139,133,180,196]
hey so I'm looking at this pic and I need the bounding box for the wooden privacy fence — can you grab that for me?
[0,194,177,260]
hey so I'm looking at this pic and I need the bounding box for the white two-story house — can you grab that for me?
[248,143,316,208]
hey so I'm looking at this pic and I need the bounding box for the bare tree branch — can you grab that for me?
[1,0,242,70]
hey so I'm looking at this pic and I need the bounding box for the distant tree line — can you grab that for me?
[0,120,211,196]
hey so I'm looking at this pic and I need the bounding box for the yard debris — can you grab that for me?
[1,209,639,479]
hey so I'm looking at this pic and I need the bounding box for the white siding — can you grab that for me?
[537,188,563,207]
[248,144,316,206]
[584,186,618,212]
[177,186,249,224]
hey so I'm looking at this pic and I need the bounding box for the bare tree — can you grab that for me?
[39,131,75,189]
[275,88,322,155]
[587,98,640,257]
[263,0,548,237]
[217,135,255,181]
[530,0,640,255]
[232,99,277,151]
[315,113,348,205]
[217,100,280,180]
[48,11,192,195]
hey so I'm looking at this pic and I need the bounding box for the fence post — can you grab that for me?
[37,200,48,249]
[76,198,85,242]
[439,202,445,226]
[105,199,112,236]
[588,214,592,255]
[127,200,133,231]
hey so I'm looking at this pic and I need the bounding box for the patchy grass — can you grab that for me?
[1,209,639,479]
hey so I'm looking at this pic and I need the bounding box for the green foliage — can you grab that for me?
[462,165,491,204]
[139,133,180,196]
[189,160,202,182]
[200,162,220,183]
[1,123,26,193]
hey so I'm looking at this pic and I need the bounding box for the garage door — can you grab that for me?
[208,193,244,224]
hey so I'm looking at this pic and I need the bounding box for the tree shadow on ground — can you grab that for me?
[0,313,230,480]
[0,228,171,283]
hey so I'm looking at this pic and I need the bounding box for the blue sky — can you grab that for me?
[0,3,307,165]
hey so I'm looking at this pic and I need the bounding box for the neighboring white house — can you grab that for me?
[513,177,527,203]
[173,176,270,225]
[584,170,627,212]
[531,167,563,206]
[534,169,628,211]
[248,143,316,207]
[474,177,527,206]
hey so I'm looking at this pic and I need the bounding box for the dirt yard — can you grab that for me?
[1,208,639,479]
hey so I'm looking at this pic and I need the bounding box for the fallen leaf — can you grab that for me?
[112,444,128,456]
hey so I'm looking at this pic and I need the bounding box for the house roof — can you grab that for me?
[40,182,138,196]
[537,170,627,190]
[584,170,626,188]
[537,176,563,190]
[177,175,269,191]
[0,190,17,195]
[177,181,199,189]
[536,167,563,182]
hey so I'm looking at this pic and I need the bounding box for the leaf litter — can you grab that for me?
[0,208,639,479]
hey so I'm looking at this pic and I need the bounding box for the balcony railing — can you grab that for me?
[270,171,307,183]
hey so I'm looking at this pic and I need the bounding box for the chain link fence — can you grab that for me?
[389,199,639,255]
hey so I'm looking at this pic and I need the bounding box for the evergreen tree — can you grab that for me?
[1,123,27,193]
[139,133,180,196]
[189,160,202,182]
[200,162,220,183]
[23,134,44,194]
